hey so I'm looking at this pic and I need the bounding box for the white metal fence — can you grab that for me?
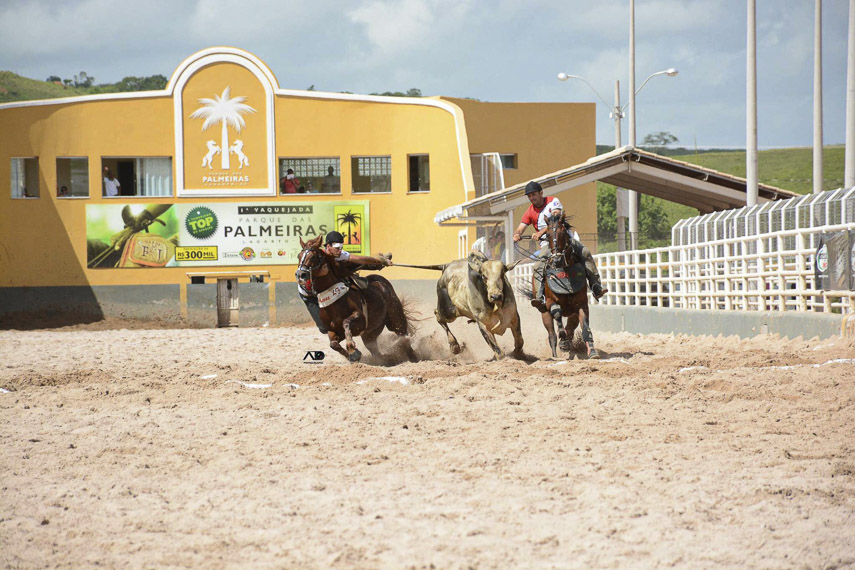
[513,188,855,315]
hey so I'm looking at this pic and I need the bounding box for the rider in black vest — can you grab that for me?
[298,231,392,333]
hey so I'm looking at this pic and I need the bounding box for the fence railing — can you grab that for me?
[512,222,855,315]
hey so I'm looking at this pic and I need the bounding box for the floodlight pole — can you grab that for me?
[628,0,638,248]
[746,0,758,206]
[814,0,824,194]
[614,80,628,252]
[846,0,855,187]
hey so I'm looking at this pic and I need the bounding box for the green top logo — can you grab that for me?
[185,207,218,239]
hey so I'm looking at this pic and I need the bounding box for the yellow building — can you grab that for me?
[0,47,595,325]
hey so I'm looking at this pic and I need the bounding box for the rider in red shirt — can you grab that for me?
[513,180,608,309]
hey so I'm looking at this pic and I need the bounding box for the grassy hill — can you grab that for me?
[0,71,90,103]
[596,145,847,251]
[0,71,167,104]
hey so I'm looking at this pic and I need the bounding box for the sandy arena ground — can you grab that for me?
[1,303,854,568]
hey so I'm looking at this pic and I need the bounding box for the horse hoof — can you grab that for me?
[588,348,600,359]
[348,349,363,363]
[558,339,571,352]
[450,343,461,355]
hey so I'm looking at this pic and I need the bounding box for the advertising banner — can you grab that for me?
[86,201,370,268]
[814,231,854,291]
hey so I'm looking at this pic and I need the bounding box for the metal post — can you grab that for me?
[814,0,824,194]
[846,0,855,187]
[747,0,759,206]
[628,0,639,249]
[614,80,628,252]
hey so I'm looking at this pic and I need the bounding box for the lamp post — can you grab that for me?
[558,68,678,251]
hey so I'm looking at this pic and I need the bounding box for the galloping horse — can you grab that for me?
[296,235,418,363]
[536,212,600,359]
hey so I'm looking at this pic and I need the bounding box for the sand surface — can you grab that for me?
[1,306,854,568]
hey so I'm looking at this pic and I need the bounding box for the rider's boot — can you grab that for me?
[530,283,547,312]
[591,281,608,300]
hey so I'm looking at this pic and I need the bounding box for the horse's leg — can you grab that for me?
[541,308,557,358]
[362,329,386,364]
[476,321,503,360]
[563,309,580,355]
[327,332,350,361]
[549,299,571,353]
[578,305,599,359]
[342,310,363,363]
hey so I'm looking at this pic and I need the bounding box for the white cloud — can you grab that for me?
[348,0,473,60]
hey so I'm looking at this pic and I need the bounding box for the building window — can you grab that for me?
[279,157,340,194]
[56,157,89,198]
[101,157,173,197]
[408,154,430,193]
[352,156,391,194]
[500,153,517,169]
[10,157,39,199]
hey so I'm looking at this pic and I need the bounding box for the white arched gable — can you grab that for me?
[171,48,278,197]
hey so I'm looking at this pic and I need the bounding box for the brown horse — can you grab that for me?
[535,212,600,359]
[296,235,418,363]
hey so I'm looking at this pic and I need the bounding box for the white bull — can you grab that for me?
[434,251,524,359]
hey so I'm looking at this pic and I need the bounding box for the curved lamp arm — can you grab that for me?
[620,68,678,112]
[557,73,612,109]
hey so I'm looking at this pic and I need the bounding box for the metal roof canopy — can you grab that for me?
[434,146,800,224]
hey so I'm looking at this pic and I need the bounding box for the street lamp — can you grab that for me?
[557,68,678,250]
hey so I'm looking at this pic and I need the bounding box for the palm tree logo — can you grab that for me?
[336,210,362,245]
[190,86,256,170]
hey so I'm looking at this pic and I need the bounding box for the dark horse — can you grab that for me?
[296,235,418,363]
[536,212,600,359]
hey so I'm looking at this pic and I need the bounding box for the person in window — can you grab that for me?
[58,185,69,197]
[297,231,392,333]
[512,180,608,310]
[280,169,299,194]
[103,167,120,197]
[321,166,339,193]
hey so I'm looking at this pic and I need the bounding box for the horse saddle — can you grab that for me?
[546,263,586,295]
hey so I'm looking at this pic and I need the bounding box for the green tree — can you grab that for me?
[46,75,61,83]
[641,131,678,153]
[73,71,94,88]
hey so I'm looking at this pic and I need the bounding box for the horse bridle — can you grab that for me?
[296,245,329,294]
[546,216,574,267]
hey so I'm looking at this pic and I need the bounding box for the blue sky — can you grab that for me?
[0,0,850,149]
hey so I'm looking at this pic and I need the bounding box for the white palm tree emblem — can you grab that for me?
[190,86,256,170]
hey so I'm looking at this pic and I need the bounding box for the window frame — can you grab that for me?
[351,155,392,195]
[278,157,342,195]
[56,156,90,199]
[100,156,174,198]
[499,153,518,170]
[10,156,40,199]
[407,153,430,194]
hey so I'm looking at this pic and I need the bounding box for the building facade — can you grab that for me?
[0,47,595,325]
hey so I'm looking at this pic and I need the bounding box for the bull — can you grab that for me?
[434,251,525,359]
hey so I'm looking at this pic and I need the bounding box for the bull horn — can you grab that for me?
[505,259,523,271]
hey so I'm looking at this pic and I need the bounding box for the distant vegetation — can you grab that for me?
[595,143,846,251]
[0,70,168,104]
